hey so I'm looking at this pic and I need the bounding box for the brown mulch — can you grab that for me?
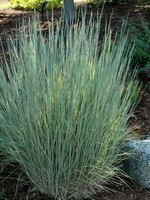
[0,2,150,200]
[0,0,9,3]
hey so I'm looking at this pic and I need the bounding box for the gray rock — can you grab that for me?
[124,137,150,189]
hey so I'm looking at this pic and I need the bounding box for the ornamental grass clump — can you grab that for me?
[0,14,138,199]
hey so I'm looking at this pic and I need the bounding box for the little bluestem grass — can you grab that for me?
[0,13,139,199]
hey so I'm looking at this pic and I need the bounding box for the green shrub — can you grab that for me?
[128,20,150,81]
[0,14,139,199]
[10,0,62,9]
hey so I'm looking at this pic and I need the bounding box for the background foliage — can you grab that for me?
[10,0,150,9]
[128,20,150,82]
[10,0,62,9]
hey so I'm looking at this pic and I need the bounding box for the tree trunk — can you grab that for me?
[63,0,75,25]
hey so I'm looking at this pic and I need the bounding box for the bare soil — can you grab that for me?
[0,1,150,200]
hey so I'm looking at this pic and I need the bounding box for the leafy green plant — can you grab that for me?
[10,0,62,9]
[128,20,150,81]
[0,14,139,199]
